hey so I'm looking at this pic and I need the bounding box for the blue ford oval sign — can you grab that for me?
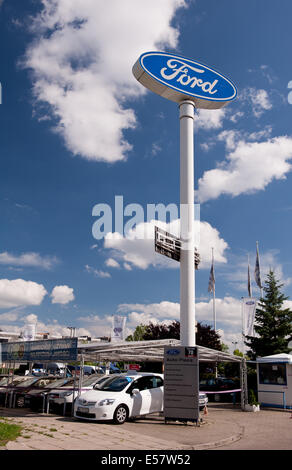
[166,349,180,356]
[133,51,237,109]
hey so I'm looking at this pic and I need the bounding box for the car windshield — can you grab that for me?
[0,377,8,386]
[82,375,104,387]
[14,377,38,387]
[46,378,73,389]
[94,375,132,392]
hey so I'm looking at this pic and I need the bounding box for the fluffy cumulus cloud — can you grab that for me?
[103,218,228,271]
[51,285,75,304]
[23,0,186,163]
[116,296,243,350]
[197,136,292,203]
[0,279,47,308]
[196,108,228,130]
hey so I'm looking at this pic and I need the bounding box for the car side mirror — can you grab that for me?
[131,388,139,396]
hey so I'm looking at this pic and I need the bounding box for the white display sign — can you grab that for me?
[242,298,257,337]
[23,323,36,341]
[111,315,126,343]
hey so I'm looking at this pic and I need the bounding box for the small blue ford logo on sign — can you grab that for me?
[166,349,180,355]
[133,51,237,109]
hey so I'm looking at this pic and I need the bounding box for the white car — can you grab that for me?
[74,373,164,424]
[74,373,208,424]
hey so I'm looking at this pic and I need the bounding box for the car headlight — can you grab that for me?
[98,399,115,406]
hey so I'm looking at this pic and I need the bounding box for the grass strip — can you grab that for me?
[0,421,22,447]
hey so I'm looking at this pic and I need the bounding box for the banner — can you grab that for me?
[111,315,126,342]
[242,298,257,337]
[22,323,36,341]
[0,338,78,363]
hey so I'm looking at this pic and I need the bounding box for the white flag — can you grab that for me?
[111,315,126,342]
[23,323,36,341]
[242,298,257,337]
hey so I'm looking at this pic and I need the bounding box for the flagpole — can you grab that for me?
[212,247,216,332]
[248,253,252,298]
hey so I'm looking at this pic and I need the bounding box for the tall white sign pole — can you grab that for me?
[179,100,195,347]
[133,51,237,349]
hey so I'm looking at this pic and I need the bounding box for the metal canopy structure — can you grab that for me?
[78,339,243,364]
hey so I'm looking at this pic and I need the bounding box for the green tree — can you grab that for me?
[126,324,148,341]
[127,320,222,350]
[245,270,292,359]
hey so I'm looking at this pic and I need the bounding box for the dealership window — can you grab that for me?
[259,363,287,385]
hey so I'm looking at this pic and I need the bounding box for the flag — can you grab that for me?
[247,260,252,297]
[254,242,262,289]
[242,298,257,337]
[111,315,126,342]
[208,259,215,293]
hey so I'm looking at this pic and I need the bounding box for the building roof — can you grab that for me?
[78,339,243,363]
[256,353,292,364]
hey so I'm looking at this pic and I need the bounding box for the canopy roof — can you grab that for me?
[256,353,292,364]
[78,339,243,363]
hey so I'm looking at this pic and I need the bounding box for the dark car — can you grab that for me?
[25,377,75,411]
[0,376,31,406]
[8,376,58,408]
[199,377,240,402]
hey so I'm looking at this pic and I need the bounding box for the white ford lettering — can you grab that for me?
[160,59,218,95]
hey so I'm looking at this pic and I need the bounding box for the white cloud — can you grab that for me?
[117,296,244,349]
[105,258,120,269]
[23,314,38,324]
[51,285,75,304]
[196,108,227,130]
[103,219,228,270]
[0,251,58,270]
[0,279,47,308]
[85,264,111,278]
[197,136,292,203]
[23,0,186,163]
[241,87,272,118]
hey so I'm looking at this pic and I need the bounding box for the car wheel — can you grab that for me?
[113,404,128,425]
[16,396,25,408]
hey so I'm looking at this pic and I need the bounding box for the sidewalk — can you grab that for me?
[1,404,291,450]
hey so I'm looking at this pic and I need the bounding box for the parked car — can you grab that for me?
[9,376,58,408]
[67,365,105,376]
[0,376,32,406]
[25,377,75,411]
[199,392,208,410]
[199,377,240,402]
[74,373,164,424]
[74,372,206,424]
[48,374,107,413]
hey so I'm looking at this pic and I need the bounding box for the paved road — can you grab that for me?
[1,404,291,451]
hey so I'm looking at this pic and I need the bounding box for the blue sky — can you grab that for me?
[0,0,292,349]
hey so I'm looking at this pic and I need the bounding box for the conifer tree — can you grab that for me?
[245,270,292,359]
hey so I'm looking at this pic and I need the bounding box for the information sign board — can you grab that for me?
[164,346,199,422]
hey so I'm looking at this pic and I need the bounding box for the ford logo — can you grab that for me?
[166,349,180,355]
[246,301,255,305]
[133,52,237,109]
